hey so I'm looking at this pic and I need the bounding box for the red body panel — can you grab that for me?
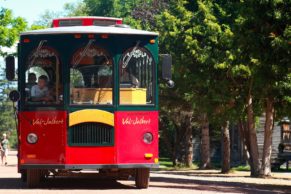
[19,111,67,164]
[19,110,158,167]
[115,111,159,164]
[65,146,115,164]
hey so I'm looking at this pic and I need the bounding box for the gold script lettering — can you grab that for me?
[32,117,64,126]
[122,117,151,125]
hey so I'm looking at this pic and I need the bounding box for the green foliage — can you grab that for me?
[156,0,239,125]
[0,7,26,148]
[0,8,26,56]
[84,0,115,17]
[63,1,88,16]
[33,10,63,28]
[0,75,17,148]
[234,0,291,120]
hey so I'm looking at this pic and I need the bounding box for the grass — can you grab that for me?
[159,157,173,168]
[158,158,199,170]
[231,165,291,172]
[158,158,291,177]
[231,165,251,172]
[159,158,252,172]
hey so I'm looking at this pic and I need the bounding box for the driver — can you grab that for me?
[31,75,53,102]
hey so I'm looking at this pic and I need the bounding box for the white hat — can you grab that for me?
[3,133,6,137]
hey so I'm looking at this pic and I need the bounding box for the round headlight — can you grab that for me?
[27,133,38,144]
[143,132,153,144]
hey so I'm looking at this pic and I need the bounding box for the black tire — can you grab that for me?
[135,168,150,189]
[27,169,41,188]
[21,170,27,182]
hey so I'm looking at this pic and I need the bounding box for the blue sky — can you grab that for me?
[1,0,76,25]
[1,0,77,63]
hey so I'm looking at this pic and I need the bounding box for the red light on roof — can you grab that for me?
[23,38,30,43]
[88,34,94,39]
[74,34,82,39]
[101,34,109,39]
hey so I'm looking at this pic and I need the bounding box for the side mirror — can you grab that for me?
[5,56,15,81]
[161,54,175,88]
[9,90,20,102]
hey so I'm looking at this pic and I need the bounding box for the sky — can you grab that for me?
[1,0,77,64]
[1,0,76,25]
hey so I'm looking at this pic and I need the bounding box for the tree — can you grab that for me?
[0,74,17,147]
[0,8,26,56]
[63,1,88,17]
[0,7,26,147]
[83,0,115,17]
[156,0,238,169]
[32,10,63,28]
[234,0,291,177]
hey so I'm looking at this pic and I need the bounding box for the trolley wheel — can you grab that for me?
[27,169,41,188]
[135,168,150,189]
[21,170,27,182]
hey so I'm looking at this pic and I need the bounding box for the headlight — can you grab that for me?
[143,132,153,144]
[27,133,38,144]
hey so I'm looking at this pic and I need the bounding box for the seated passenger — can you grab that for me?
[26,73,37,90]
[120,69,140,88]
[31,75,53,102]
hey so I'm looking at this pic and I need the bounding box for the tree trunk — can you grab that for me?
[172,111,193,167]
[178,112,194,167]
[184,112,194,167]
[260,98,275,177]
[247,94,261,177]
[172,122,180,166]
[238,120,254,174]
[200,113,211,169]
[184,127,193,167]
[221,121,230,173]
[159,116,174,163]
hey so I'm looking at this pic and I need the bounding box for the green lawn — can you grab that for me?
[158,158,199,170]
[231,165,251,171]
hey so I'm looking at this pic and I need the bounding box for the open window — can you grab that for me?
[119,47,155,105]
[70,44,113,105]
[25,45,63,105]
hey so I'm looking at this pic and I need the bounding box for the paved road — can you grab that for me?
[1,151,291,194]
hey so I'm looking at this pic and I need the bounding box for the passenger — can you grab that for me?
[120,68,140,88]
[1,133,9,166]
[26,73,37,90]
[31,75,53,102]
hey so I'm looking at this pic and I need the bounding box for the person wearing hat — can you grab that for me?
[1,133,9,166]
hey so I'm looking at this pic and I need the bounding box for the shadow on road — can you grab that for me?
[155,170,291,181]
[0,178,25,189]
[0,177,135,190]
[154,170,250,178]
[150,176,291,194]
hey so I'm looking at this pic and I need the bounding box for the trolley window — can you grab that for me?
[24,45,63,105]
[119,47,155,105]
[70,43,113,105]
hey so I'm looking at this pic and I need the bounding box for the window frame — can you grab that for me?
[118,46,156,107]
[69,44,115,107]
[23,45,64,108]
